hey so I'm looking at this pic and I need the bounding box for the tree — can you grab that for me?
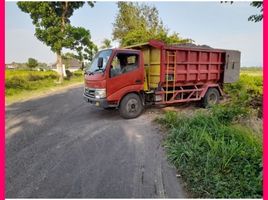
[112,2,192,47]
[248,1,263,22]
[221,1,263,22]
[17,2,96,83]
[72,27,98,70]
[37,62,49,70]
[100,38,112,49]
[27,58,38,69]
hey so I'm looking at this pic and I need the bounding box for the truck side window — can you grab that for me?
[110,53,138,77]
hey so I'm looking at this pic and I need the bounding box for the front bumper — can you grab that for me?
[83,93,114,108]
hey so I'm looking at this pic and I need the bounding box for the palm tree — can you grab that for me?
[100,38,112,49]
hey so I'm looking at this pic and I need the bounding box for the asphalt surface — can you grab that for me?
[5,85,187,198]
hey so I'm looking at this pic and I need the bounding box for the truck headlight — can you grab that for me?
[95,89,106,99]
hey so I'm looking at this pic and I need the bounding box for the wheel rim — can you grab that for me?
[126,99,139,113]
[208,93,217,105]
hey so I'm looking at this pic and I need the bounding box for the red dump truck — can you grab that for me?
[84,40,240,119]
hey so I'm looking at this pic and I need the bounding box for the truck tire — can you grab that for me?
[119,93,144,119]
[202,88,220,108]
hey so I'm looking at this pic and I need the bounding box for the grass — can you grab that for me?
[240,67,263,77]
[157,69,263,198]
[158,105,262,198]
[5,69,84,104]
[224,73,263,117]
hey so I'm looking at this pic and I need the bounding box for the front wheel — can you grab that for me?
[202,88,220,108]
[119,93,144,119]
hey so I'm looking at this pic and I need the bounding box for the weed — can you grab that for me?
[5,69,83,98]
[159,104,262,198]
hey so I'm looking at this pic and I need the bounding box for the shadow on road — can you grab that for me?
[5,86,187,198]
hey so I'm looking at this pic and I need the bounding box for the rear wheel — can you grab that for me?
[119,93,144,119]
[202,88,220,107]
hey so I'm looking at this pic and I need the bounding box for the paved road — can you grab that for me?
[5,85,186,198]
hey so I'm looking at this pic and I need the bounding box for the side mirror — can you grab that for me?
[97,57,103,69]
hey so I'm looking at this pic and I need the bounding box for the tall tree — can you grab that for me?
[112,2,192,47]
[248,1,263,22]
[27,58,38,69]
[100,38,112,49]
[17,2,96,83]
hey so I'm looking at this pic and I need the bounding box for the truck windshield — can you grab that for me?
[85,49,112,74]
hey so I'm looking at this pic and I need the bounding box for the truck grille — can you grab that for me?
[84,88,95,98]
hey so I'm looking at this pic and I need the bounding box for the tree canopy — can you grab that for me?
[248,1,263,22]
[17,2,97,82]
[112,2,192,47]
[27,58,38,69]
[100,38,112,49]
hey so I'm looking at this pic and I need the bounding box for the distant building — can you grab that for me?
[50,58,82,72]
[5,62,19,69]
[67,59,82,72]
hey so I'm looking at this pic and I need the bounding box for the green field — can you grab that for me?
[240,67,263,77]
[5,69,84,104]
[157,67,263,198]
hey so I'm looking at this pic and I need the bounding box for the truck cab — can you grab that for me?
[83,48,145,118]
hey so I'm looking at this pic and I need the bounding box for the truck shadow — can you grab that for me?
[6,86,188,198]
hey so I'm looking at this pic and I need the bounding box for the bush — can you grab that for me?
[73,70,83,77]
[5,70,59,96]
[65,70,73,80]
[158,104,262,198]
[224,74,263,117]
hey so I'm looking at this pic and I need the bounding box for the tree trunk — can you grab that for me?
[56,52,64,83]
[56,1,68,83]
[81,60,84,70]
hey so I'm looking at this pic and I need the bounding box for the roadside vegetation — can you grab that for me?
[240,66,263,76]
[5,69,83,104]
[157,67,263,198]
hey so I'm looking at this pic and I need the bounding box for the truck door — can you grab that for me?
[106,51,144,98]
[223,50,241,83]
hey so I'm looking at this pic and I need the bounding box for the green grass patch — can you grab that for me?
[240,67,263,77]
[5,69,84,104]
[224,74,263,117]
[158,104,262,198]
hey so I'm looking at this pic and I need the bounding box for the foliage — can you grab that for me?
[5,70,58,94]
[224,74,263,116]
[156,71,263,198]
[17,2,97,81]
[37,62,49,70]
[240,67,263,76]
[248,1,263,22]
[73,69,83,77]
[5,70,83,96]
[158,104,262,198]
[71,26,98,69]
[112,2,192,47]
[27,58,38,69]
[100,38,112,49]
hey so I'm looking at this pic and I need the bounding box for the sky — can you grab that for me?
[5,1,263,67]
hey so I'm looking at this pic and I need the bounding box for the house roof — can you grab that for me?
[51,58,82,68]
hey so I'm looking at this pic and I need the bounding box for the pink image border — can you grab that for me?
[0,1,266,200]
[263,0,266,199]
[1,0,5,199]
